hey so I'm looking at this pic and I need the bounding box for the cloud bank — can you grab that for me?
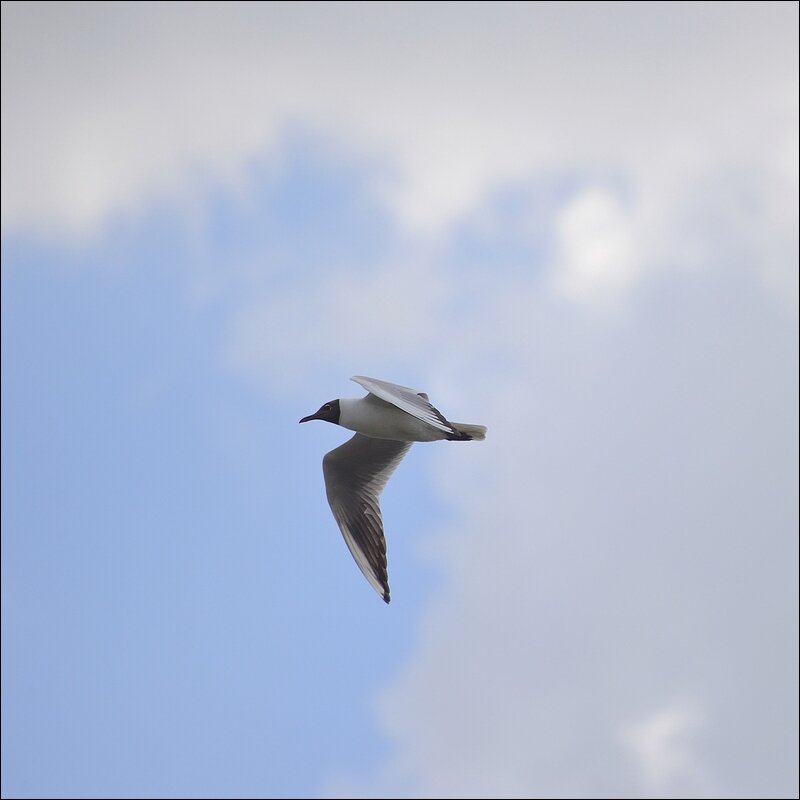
[3,3,797,261]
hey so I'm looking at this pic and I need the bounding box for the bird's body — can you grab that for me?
[338,395,451,442]
[300,376,486,603]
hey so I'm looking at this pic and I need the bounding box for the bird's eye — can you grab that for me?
[322,404,331,412]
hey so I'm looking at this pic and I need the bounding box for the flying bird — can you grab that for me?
[300,376,487,603]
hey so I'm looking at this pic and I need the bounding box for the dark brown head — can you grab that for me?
[299,399,341,425]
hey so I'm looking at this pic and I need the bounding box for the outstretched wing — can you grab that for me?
[322,433,412,603]
[351,376,455,435]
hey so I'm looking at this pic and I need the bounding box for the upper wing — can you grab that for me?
[351,376,455,435]
[322,433,412,603]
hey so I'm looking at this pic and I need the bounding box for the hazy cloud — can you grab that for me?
[325,253,798,798]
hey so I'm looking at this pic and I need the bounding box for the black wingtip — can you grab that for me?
[383,591,391,604]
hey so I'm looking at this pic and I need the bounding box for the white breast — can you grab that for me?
[339,396,448,442]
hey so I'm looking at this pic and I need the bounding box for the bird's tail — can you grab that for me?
[447,423,487,441]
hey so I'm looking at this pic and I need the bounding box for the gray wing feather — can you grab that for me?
[322,433,412,602]
[351,376,455,435]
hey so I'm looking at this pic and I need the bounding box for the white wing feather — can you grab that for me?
[351,376,455,435]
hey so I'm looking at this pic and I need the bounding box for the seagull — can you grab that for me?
[300,376,486,603]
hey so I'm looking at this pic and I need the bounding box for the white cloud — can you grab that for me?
[619,703,707,795]
[552,187,638,308]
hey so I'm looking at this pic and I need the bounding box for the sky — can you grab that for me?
[1,2,798,798]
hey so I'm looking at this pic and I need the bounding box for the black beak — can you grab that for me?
[299,413,318,424]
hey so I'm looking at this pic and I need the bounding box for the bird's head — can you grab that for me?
[299,399,341,425]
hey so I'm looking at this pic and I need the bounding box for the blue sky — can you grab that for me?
[2,3,798,799]
[3,142,437,798]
